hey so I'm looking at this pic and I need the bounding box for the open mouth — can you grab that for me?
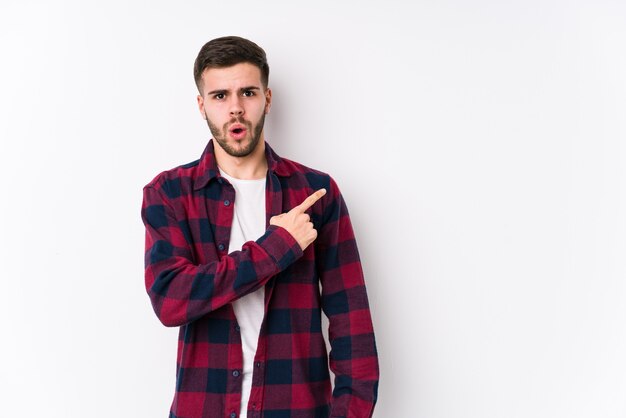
[229,123,247,136]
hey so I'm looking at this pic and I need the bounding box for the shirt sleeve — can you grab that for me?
[141,184,303,327]
[316,176,380,418]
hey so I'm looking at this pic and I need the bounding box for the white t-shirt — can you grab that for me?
[219,167,266,418]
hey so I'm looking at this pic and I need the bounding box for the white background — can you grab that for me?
[1,1,625,417]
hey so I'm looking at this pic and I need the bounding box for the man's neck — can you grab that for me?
[214,139,268,180]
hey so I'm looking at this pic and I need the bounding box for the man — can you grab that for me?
[141,36,379,418]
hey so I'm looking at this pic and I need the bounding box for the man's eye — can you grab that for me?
[243,90,254,97]
[214,93,225,100]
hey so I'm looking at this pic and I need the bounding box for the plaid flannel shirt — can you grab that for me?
[141,139,379,418]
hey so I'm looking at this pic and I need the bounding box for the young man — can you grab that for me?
[141,36,379,418]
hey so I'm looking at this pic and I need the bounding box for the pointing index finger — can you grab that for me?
[295,188,327,213]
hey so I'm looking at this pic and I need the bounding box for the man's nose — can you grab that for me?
[229,97,244,117]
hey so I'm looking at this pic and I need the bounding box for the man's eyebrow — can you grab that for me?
[240,86,261,92]
[206,86,261,95]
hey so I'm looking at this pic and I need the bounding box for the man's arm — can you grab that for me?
[141,184,303,327]
[316,177,380,418]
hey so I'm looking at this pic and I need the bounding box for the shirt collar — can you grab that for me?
[193,138,291,190]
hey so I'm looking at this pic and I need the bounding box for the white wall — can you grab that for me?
[1,1,625,417]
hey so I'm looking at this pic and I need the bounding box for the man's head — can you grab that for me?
[194,36,272,158]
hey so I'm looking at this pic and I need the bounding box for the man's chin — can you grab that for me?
[219,137,259,157]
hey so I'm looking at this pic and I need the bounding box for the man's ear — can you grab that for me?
[264,88,272,114]
[197,94,206,119]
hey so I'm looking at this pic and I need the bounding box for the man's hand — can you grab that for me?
[270,188,327,251]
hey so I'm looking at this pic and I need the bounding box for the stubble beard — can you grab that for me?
[206,112,265,158]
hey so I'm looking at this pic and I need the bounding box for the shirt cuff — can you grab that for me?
[257,225,304,270]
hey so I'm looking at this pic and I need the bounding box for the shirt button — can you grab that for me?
[218,243,225,251]
[224,199,231,206]
[230,412,236,418]
[218,178,223,184]
[232,370,240,377]
[235,325,240,332]
[255,362,261,368]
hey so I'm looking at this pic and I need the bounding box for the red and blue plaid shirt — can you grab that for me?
[141,139,379,418]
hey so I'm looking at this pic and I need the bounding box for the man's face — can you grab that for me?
[197,62,272,158]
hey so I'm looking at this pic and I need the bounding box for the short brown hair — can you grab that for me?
[193,36,270,94]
